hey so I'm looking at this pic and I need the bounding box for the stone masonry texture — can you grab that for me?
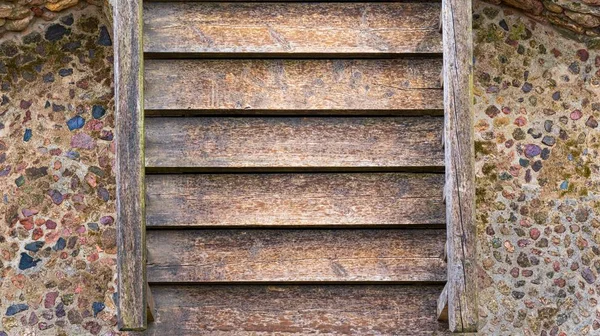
[0,0,598,335]
[0,3,117,336]
[474,1,600,335]
[484,0,600,49]
[0,0,110,37]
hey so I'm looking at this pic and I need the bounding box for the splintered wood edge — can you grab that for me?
[114,0,147,330]
[146,283,156,322]
[437,282,448,321]
[442,0,478,333]
[443,240,448,262]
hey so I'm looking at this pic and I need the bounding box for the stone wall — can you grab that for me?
[474,1,600,335]
[485,0,600,48]
[0,4,117,336]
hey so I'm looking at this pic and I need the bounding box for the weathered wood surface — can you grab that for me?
[147,229,446,283]
[437,282,449,321]
[114,0,146,330]
[146,283,155,323]
[146,173,445,227]
[442,0,478,332]
[141,285,449,336]
[144,59,443,114]
[145,117,444,171]
[143,2,442,56]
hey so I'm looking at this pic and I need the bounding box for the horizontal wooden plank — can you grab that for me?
[143,2,442,56]
[141,285,450,335]
[144,59,443,114]
[146,173,445,227]
[147,229,446,283]
[145,117,444,171]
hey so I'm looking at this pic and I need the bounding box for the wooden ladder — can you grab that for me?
[114,0,477,334]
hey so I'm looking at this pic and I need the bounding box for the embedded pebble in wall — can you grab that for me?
[542,135,556,146]
[91,104,105,119]
[25,242,44,252]
[5,304,29,317]
[570,109,583,120]
[66,115,85,130]
[18,253,40,270]
[70,132,96,150]
[46,0,80,12]
[577,49,590,61]
[97,25,111,46]
[22,128,32,141]
[58,68,73,77]
[44,23,69,41]
[524,144,542,158]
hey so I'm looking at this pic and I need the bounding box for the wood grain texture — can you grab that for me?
[147,229,447,283]
[144,59,443,114]
[146,283,155,323]
[437,282,449,321]
[146,173,445,227]
[145,117,444,171]
[143,2,442,56]
[114,0,146,330]
[140,285,449,336]
[442,0,478,332]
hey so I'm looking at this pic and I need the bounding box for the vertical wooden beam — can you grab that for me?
[442,0,478,333]
[114,0,146,331]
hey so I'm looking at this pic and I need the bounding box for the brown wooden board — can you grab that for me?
[442,0,478,332]
[138,285,450,335]
[143,2,442,57]
[146,173,445,228]
[147,229,446,283]
[145,117,444,171]
[114,0,146,330]
[144,59,443,114]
